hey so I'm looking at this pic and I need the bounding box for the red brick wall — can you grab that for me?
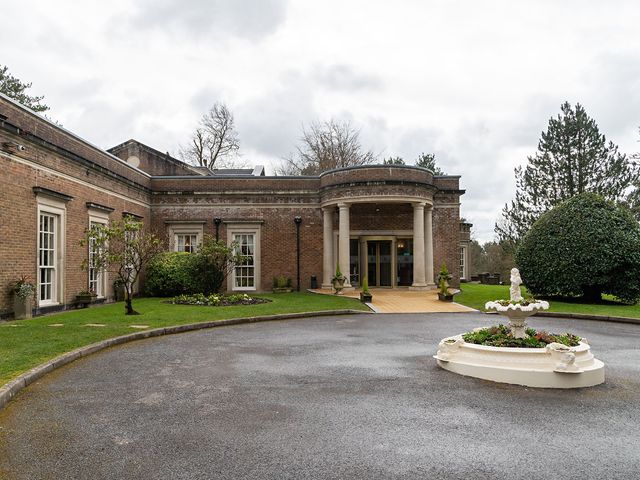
[109,140,200,177]
[433,204,462,286]
[1,96,464,315]
[0,131,150,316]
[150,205,324,292]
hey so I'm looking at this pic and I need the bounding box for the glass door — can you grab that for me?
[396,238,413,286]
[367,240,393,287]
[378,241,392,286]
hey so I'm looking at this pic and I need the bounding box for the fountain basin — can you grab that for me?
[434,335,605,388]
[484,300,550,338]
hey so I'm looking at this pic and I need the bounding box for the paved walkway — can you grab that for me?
[311,287,475,313]
[1,313,638,479]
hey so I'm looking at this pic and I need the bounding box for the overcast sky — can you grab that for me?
[3,0,639,242]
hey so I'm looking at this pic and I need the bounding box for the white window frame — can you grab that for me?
[459,245,467,280]
[88,212,109,298]
[167,223,204,253]
[36,198,66,307]
[227,223,261,292]
[176,233,199,253]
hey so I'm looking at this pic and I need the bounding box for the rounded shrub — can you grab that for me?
[515,193,640,303]
[145,252,199,297]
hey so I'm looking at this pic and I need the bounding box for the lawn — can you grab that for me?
[457,283,640,318]
[0,293,368,387]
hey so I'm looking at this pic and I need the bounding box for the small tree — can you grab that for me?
[382,156,405,165]
[515,193,640,303]
[194,235,245,294]
[415,153,445,175]
[81,217,163,315]
[438,263,451,295]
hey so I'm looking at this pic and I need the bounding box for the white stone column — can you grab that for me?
[411,202,427,290]
[321,207,334,289]
[425,205,435,286]
[338,203,352,288]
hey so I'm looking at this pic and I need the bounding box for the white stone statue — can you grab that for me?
[509,268,523,302]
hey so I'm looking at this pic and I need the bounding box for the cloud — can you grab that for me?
[582,52,640,146]
[234,71,317,166]
[313,64,383,92]
[127,0,288,41]
[5,0,640,241]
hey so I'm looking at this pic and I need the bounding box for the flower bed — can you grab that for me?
[169,293,271,307]
[462,325,581,348]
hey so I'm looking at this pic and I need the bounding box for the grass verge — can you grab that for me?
[0,293,368,386]
[456,283,640,319]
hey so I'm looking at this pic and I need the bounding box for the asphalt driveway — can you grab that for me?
[1,313,639,479]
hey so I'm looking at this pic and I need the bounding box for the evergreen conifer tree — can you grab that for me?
[0,65,49,112]
[496,102,637,243]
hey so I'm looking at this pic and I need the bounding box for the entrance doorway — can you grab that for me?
[367,240,393,287]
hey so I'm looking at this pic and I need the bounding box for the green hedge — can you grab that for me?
[145,252,200,297]
[516,193,640,303]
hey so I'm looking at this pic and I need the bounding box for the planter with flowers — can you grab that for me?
[75,290,98,307]
[12,277,35,320]
[332,264,346,295]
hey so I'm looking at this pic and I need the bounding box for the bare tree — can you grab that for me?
[179,102,241,169]
[278,119,376,175]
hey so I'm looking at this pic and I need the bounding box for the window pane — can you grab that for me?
[233,233,255,289]
[39,214,57,302]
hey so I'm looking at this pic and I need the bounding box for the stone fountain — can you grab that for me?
[484,268,549,338]
[433,268,605,388]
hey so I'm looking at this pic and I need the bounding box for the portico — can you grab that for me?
[320,199,436,290]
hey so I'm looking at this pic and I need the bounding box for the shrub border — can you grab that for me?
[0,309,369,412]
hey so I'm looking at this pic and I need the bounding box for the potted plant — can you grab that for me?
[437,263,454,302]
[12,276,35,320]
[332,263,346,295]
[76,290,98,307]
[272,275,293,293]
[360,276,372,303]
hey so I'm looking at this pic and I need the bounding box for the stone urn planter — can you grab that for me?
[333,277,346,295]
[13,295,33,320]
[12,277,35,320]
[76,291,98,307]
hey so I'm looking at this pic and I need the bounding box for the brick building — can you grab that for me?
[0,93,468,318]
